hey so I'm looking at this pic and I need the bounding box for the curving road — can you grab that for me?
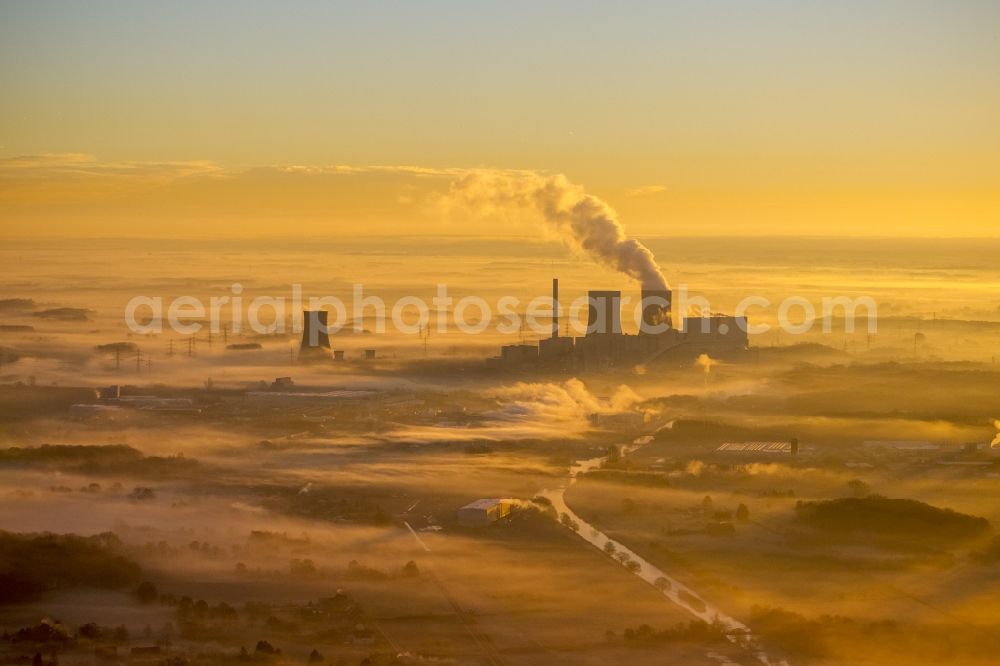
[540,436,788,666]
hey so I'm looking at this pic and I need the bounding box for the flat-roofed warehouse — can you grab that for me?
[716,442,792,454]
[457,498,513,527]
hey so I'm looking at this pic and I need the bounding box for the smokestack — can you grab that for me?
[552,277,559,339]
[587,290,622,336]
[299,310,331,358]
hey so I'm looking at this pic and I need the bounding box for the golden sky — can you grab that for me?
[1,1,998,238]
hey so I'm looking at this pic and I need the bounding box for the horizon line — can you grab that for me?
[3,233,1000,243]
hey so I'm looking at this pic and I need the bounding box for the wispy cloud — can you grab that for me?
[0,155,498,187]
[625,184,667,197]
[0,153,224,181]
[267,164,468,178]
[0,156,650,241]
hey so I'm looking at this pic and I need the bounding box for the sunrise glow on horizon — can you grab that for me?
[2,0,998,239]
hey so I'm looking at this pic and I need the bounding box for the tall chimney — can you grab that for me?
[552,277,559,339]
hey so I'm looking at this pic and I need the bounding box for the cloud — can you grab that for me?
[383,378,645,443]
[695,353,720,374]
[0,155,475,191]
[267,164,467,178]
[0,153,96,167]
[0,154,228,210]
[0,153,223,181]
[0,156,669,245]
[0,156,474,201]
[625,184,667,197]
[0,156,472,224]
[444,170,669,289]
[484,378,643,432]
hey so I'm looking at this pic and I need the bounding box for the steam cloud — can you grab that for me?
[382,378,644,442]
[489,377,643,422]
[447,171,669,290]
[695,353,719,374]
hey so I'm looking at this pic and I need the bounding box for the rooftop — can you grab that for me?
[460,498,507,510]
[716,442,791,453]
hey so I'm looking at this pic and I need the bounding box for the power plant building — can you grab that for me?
[490,279,748,370]
[501,344,539,366]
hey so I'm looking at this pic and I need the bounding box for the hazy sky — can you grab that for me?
[1,0,998,237]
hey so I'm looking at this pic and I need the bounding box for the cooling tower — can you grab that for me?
[299,310,332,357]
[640,288,672,334]
[587,290,622,335]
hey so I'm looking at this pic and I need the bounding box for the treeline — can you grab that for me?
[0,444,199,478]
[0,532,141,604]
[617,620,729,645]
[0,444,140,466]
[794,496,990,544]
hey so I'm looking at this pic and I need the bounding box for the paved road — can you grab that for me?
[540,436,789,666]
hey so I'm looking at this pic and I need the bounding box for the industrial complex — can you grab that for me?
[488,278,748,370]
[294,278,748,370]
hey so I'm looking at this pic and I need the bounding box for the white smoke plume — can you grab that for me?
[695,353,719,374]
[446,171,669,290]
[489,377,643,422]
[382,379,644,443]
[991,419,1000,449]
